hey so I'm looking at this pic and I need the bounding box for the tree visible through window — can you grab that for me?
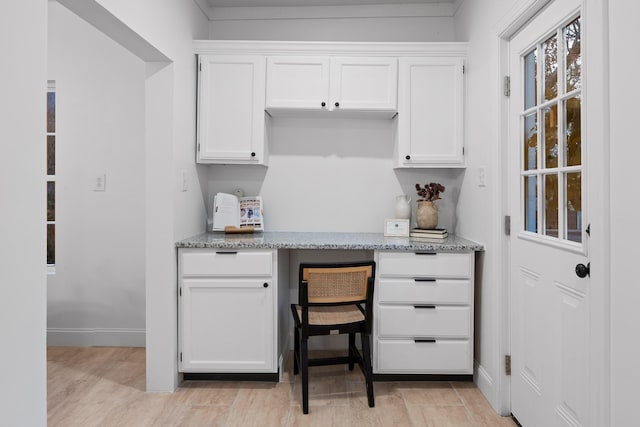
[47,81,56,267]
[521,16,582,243]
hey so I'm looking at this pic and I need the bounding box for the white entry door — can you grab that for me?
[509,1,592,426]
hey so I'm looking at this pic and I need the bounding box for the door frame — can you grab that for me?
[496,0,610,424]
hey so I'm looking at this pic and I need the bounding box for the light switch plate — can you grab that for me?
[478,167,486,187]
[93,173,106,192]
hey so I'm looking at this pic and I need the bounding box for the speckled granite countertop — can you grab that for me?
[176,232,483,252]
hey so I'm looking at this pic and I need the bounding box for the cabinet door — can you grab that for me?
[396,57,465,167]
[266,56,330,110]
[180,279,275,372]
[330,57,397,111]
[197,55,267,164]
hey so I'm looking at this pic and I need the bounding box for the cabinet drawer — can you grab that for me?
[378,252,472,278]
[181,250,273,276]
[378,278,471,304]
[378,305,470,338]
[376,339,471,373]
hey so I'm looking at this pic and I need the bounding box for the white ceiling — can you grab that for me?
[206,0,456,6]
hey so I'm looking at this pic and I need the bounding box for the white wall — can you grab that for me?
[609,1,639,424]
[206,117,464,233]
[47,1,146,347]
[209,16,455,42]
[56,0,209,391]
[0,1,48,425]
[453,0,512,414]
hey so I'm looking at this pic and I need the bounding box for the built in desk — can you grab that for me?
[176,232,483,381]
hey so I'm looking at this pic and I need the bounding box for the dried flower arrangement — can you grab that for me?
[415,182,445,202]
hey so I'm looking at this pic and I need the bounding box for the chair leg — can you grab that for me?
[301,338,309,414]
[348,333,356,371]
[360,333,375,408]
[293,327,300,375]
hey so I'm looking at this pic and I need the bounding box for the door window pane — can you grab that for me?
[565,96,581,167]
[524,113,538,170]
[565,17,581,92]
[47,182,55,221]
[544,174,558,237]
[47,135,55,175]
[524,49,537,109]
[47,92,55,133]
[47,224,55,265]
[543,35,558,101]
[543,104,558,169]
[525,176,538,233]
[566,172,582,242]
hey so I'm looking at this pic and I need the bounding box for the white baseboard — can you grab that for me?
[47,327,145,347]
[475,360,507,415]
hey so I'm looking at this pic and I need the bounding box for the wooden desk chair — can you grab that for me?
[290,261,375,414]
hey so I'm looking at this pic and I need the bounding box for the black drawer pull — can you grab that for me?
[414,339,436,343]
[414,278,436,282]
[415,252,437,256]
[414,305,436,309]
[215,251,238,255]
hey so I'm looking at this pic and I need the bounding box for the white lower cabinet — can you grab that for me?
[178,249,277,373]
[373,251,474,375]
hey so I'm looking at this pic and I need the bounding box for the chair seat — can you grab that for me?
[295,304,364,326]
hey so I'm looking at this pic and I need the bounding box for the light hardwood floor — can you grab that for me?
[48,346,517,426]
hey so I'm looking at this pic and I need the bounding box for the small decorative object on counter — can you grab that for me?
[394,195,412,220]
[415,182,445,229]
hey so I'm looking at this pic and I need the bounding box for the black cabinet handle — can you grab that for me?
[414,278,436,282]
[321,101,326,107]
[405,155,411,160]
[263,282,269,288]
[250,152,256,157]
[215,251,238,255]
[415,252,437,256]
[414,339,436,343]
[335,102,340,107]
[414,305,436,309]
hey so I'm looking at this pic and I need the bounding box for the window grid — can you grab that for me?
[47,80,56,269]
[520,16,583,246]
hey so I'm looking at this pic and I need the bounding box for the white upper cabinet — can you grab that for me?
[395,57,465,168]
[266,56,397,115]
[197,55,268,165]
[330,57,398,112]
[266,56,330,111]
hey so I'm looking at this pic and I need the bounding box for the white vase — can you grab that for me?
[394,195,411,219]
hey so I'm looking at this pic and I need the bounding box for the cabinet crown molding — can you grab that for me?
[193,40,468,57]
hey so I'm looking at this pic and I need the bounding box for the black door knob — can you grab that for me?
[250,152,256,157]
[321,101,326,107]
[575,262,590,278]
[335,102,340,107]
[405,155,411,160]
[263,282,269,288]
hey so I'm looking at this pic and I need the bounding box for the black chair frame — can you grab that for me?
[290,261,375,414]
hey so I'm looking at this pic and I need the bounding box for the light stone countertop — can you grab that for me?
[176,231,483,252]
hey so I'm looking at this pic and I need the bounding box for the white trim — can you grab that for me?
[194,40,468,57]
[494,0,556,418]
[194,2,457,21]
[474,360,494,399]
[582,0,610,425]
[47,328,146,347]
